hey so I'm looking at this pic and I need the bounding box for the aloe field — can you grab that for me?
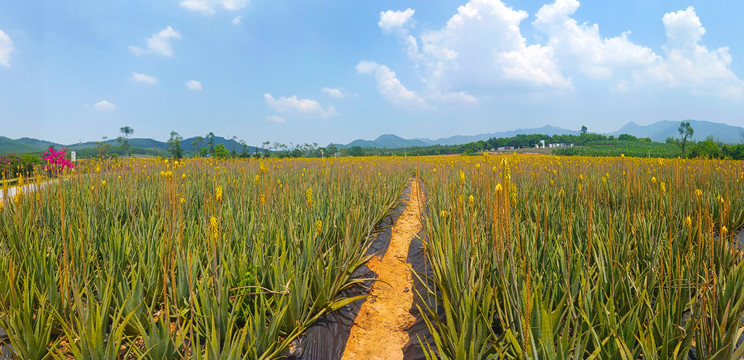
[1,155,743,359]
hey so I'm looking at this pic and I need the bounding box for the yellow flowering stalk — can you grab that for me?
[210,216,219,241]
[215,186,223,202]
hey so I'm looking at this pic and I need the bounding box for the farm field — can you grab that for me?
[1,155,743,359]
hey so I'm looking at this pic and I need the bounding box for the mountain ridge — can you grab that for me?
[2,120,743,154]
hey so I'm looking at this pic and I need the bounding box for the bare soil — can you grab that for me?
[341,178,423,360]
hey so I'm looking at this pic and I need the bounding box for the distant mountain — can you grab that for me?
[0,137,62,154]
[424,125,580,146]
[337,121,743,149]
[3,120,742,155]
[337,125,580,148]
[2,136,260,155]
[341,134,431,149]
[610,120,744,144]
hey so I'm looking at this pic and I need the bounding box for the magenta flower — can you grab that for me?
[42,146,74,175]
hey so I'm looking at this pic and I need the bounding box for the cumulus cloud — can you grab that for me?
[185,80,202,90]
[531,1,743,98]
[180,0,248,15]
[130,72,158,84]
[0,30,13,68]
[264,93,337,117]
[380,0,570,100]
[232,16,242,25]
[657,7,744,98]
[129,26,181,57]
[94,100,116,111]
[378,0,744,102]
[356,61,429,108]
[322,87,352,99]
[533,0,660,80]
[379,9,415,33]
[265,115,285,123]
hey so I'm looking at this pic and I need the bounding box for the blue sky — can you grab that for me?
[1,0,743,146]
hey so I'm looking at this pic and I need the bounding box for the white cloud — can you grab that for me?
[379,9,415,33]
[180,0,248,15]
[0,30,13,68]
[382,0,570,99]
[356,61,429,108]
[657,7,744,98]
[532,1,743,98]
[265,115,285,123]
[232,16,242,25]
[94,100,116,111]
[264,93,337,117]
[129,26,181,57]
[534,0,660,81]
[185,80,202,90]
[322,87,351,99]
[130,72,158,84]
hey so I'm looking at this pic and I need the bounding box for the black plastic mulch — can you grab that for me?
[284,181,413,360]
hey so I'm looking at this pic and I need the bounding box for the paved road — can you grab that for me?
[0,179,61,200]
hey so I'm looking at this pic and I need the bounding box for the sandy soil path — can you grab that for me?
[341,177,423,360]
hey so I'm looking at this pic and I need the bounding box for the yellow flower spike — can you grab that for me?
[210,216,219,241]
[316,220,323,236]
[579,174,584,181]
[578,184,582,194]
[440,210,447,217]
[550,180,555,187]
[182,173,187,181]
[660,182,666,194]
[559,189,565,197]
[475,163,481,170]
[459,170,465,185]
[685,216,692,228]
[0,202,3,211]
[260,194,266,205]
[495,183,503,193]
[101,180,106,187]
[180,197,185,204]
[254,174,260,184]
[651,176,657,184]
[468,195,474,208]
[716,195,724,204]
[118,175,121,180]
[306,188,313,208]
[36,193,40,202]
[95,166,101,174]
[695,189,703,197]
[722,226,728,235]
[215,186,223,202]
[378,172,381,177]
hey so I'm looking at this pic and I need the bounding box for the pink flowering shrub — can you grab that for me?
[42,147,74,175]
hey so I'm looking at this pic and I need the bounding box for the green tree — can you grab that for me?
[96,136,110,158]
[326,143,338,157]
[168,131,184,159]
[678,121,694,157]
[348,146,363,157]
[581,125,587,135]
[206,132,215,155]
[191,136,204,157]
[117,126,134,156]
[213,144,228,159]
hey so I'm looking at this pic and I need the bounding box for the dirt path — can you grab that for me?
[342,177,423,360]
